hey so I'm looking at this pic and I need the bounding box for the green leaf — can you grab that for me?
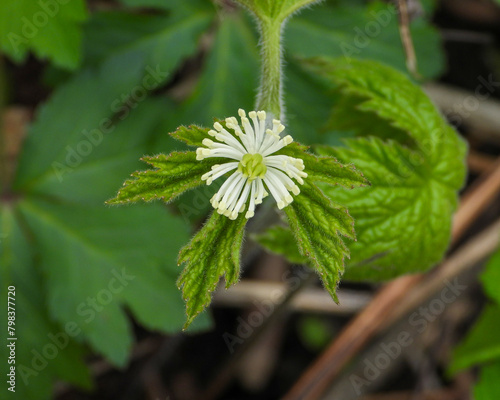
[235,0,322,21]
[0,0,88,69]
[177,212,248,328]
[178,14,259,127]
[16,95,172,206]
[323,94,414,145]
[107,151,220,205]
[5,6,213,380]
[321,137,461,280]
[420,0,438,14]
[82,9,212,69]
[449,304,500,374]
[17,198,207,366]
[284,59,353,146]
[253,225,307,264]
[304,59,466,179]
[305,58,466,280]
[117,0,214,16]
[15,4,211,203]
[170,125,211,148]
[474,362,500,400]
[286,1,445,79]
[0,204,92,399]
[283,181,355,301]
[481,249,500,305]
[277,142,369,189]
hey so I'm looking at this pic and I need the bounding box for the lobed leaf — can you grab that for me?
[287,2,445,79]
[303,58,467,189]
[283,181,354,301]
[0,0,88,69]
[17,198,208,366]
[0,205,92,398]
[106,151,221,205]
[320,137,462,280]
[171,125,211,147]
[177,212,248,328]
[303,58,467,280]
[277,142,369,189]
[2,3,215,394]
[176,14,259,128]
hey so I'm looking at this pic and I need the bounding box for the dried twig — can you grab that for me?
[467,151,496,174]
[396,0,420,79]
[359,388,456,400]
[213,281,372,314]
[452,158,500,240]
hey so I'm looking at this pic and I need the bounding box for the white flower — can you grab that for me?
[196,109,307,220]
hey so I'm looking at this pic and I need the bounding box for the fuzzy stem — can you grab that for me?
[255,19,283,119]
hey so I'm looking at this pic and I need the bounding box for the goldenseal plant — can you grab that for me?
[107,111,368,327]
[108,0,370,328]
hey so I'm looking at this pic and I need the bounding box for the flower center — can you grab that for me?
[237,153,267,181]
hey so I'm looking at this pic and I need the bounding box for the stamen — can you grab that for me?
[196,109,305,219]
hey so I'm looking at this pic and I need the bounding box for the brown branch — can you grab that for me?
[452,157,500,240]
[396,0,420,79]
[213,281,372,314]
[467,151,496,174]
[359,388,456,400]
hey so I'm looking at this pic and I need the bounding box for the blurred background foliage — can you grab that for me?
[0,0,499,399]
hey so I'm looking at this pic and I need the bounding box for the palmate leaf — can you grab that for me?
[16,198,207,367]
[1,7,213,394]
[0,205,91,399]
[81,7,212,71]
[283,181,356,301]
[286,1,444,79]
[0,0,88,69]
[152,13,259,152]
[304,58,467,184]
[284,59,343,145]
[106,151,221,205]
[319,137,462,280]
[176,14,260,128]
[303,58,467,280]
[177,212,248,328]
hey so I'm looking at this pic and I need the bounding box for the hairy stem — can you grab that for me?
[255,19,283,119]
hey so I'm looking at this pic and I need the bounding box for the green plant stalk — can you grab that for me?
[255,19,283,119]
